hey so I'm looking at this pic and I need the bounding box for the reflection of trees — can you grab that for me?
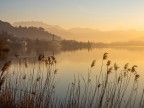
[60,40,92,52]
[27,39,62,56]
[0,31,93,63]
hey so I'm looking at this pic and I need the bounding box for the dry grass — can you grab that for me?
[0,53,144,108]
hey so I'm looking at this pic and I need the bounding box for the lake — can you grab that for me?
[1,46,144,107]
[55,47,144,98]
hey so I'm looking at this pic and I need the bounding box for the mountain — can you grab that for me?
[108,41,144,46]
[0,20,61,41]
[0,21,13,30]
[68,28,144,42]
[13,21,72,40]
[13,21,144,42]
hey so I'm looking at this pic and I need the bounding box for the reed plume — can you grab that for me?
[91,60,96,68]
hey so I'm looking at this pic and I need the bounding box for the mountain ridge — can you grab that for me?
[13,21,144,42]
[0,20,61,41]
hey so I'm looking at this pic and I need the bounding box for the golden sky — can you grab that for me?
[0,0,144,31]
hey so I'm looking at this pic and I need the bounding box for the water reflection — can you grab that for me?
[1,46,144,101]
[54,47,144,98]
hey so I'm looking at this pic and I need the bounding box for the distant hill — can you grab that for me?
[13,21,144,42]
[2,20,144,47]
[13,21,72,40]
[0,20,61,41]
[108,41,144,46]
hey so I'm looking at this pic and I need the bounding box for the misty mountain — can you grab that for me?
[0,20,61,41]
[13,21,144,43]
[108,41,144,46]
[13,21,72,40]
[68,28,144,43]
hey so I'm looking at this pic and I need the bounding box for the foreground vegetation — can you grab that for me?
[0,53,143,108]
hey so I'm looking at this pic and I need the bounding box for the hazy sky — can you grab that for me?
[0,0,144,30]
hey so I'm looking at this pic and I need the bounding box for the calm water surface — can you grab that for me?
[55,47,144,98]
[1,47,144,101]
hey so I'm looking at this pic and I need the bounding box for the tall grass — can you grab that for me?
[0,53,143,108]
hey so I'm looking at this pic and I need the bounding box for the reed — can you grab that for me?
[0,53,143,108]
